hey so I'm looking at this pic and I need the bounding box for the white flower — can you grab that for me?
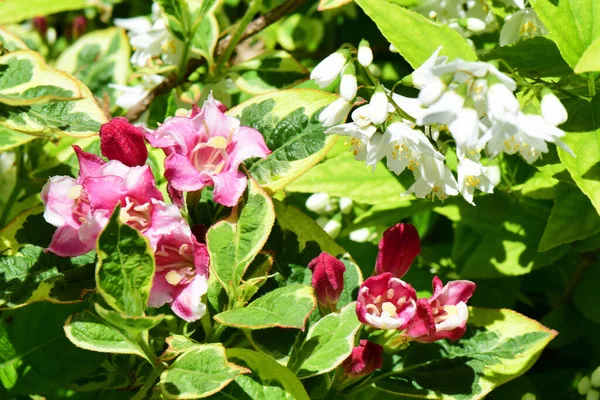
[369,86,389,125]
[115,14,183,67]
[418,90,466,126]
[340,63,357,101]
[500,8,548,46]
[319,98,352,127]
[457,157,495,205]
[418,76,447,106]
[383,121,443,174]
[325,123,377,163]
[405,156,459,200]
[449,107,489,158]
[339,197,353,214]
[306,192,334,215]
[358,39,373,67]
[310,50,348,88]
[351,105,372,128]
[465,17,486,32]
[541,91,568,126]
[411,46,447,89]
[349,227,376,243]
[323,219,342,239]
[486,82,520,121]
[109,74,165,110]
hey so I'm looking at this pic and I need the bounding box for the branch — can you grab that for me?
[125,0,308,122]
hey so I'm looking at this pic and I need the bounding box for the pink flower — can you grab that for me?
[41,146,163,256]
[375,223,420,278]
[342,340,383,379]
[308,252,346,309]
[99,117,148,167]
[148,225,209,322]
[405,277,476,343]
[145,94,271,207]
[356,272,417,330]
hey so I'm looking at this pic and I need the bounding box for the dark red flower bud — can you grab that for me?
[308,252,346,309]
[99,117,148,167]
[342,340,383,379]
[32,17,48,37]
[375,223,420,278]
[72,15,87,39]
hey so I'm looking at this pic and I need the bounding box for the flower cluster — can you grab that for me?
[305,192,353,239]
[578,365,600,400]
[312,42,570,205]
[306,223,475,382]
[41,95,270,321]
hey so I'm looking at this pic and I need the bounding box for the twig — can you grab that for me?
[125,0,308,122]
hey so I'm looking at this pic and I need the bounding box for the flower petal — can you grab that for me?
[171,274,208,322]
[212,170,247,207]
[228,126,270,170]
[375,223,420,278]
[163,152,207,192]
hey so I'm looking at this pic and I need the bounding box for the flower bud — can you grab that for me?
[341,340,383,379]
[99,117,148,167]
[541,89,567,126]
[308,252,346,309]
[580,376,592,395]
[339,197,353,214]
[323,218,342,239]
[589,390,600,400]
[340,63,358,102]
[358,39,373,67]
[310,50,349,88]
[32,17,48,37]
[369,85,388,125]
[71,15,87,40]
[319,98,352,127]
[592,366,600,387]
[306,192,332,214]
[375,223,420,278]
[418,77,446,107]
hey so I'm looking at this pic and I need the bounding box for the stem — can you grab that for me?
[214,0,261,74]
[131,366,163,400]
[589,74,597,98]
[0,148,24,228]
[177,43,191,82]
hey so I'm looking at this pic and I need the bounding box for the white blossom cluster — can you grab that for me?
[305,192,354,239]
[110,2,184,110]
[416,0,547,46]
[312,43,570,205]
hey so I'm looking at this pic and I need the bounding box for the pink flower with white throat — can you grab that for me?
[148,225,209,322]
[405,276,476,343]
[356,272,417,330]
[41,146,164,257]
[145,94,271,207]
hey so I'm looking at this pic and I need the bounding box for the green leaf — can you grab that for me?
[94,303,167,335]
[481,37,572,78]
[539,183,600,251]
[286,152,406,205]
[574,263,600,324]
[575,38,600,73]
[206,180,275,298]
[530,0,600,69]
[160,344,249,399]
[558,129,600,215]
[296,302,361,378]
[56,28,131,103]
[227,89,340,193]
[190,13,219,64]
[0,303,104,394]
[0,125,36,151]
[160,335,202,361]
[374,307,557,399]
[0,0,92,24]
[95,207,155,317]
[214,284,316,330]
[231,51,308,95]
[211,348,310,400]
[64,309,150,361]
[354,0,476,68]
[156,0,192,41]
[318,0,352,11]
[0,28,29,52]
[273,199,345,256]
[0,50,81,106]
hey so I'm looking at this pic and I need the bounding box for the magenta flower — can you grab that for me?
[308,252,346,309]
[375,223,420,278]
[99,117,148,167]
[405,277,476,343]
[356,272,417,330]
[148,225,209,322]
[41,146,163,256]
[145,94,271,207]
[341,340,384,379]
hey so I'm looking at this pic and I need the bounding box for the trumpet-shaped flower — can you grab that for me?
[457,157,495,205]
[500,8,547,46]
[41,146,164,257]
[405,156,459,201]
[145,94,270,207]
[405,277,476,342]
[356,272,417,330]
[148,225,209,322]
[341,340,383,379]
